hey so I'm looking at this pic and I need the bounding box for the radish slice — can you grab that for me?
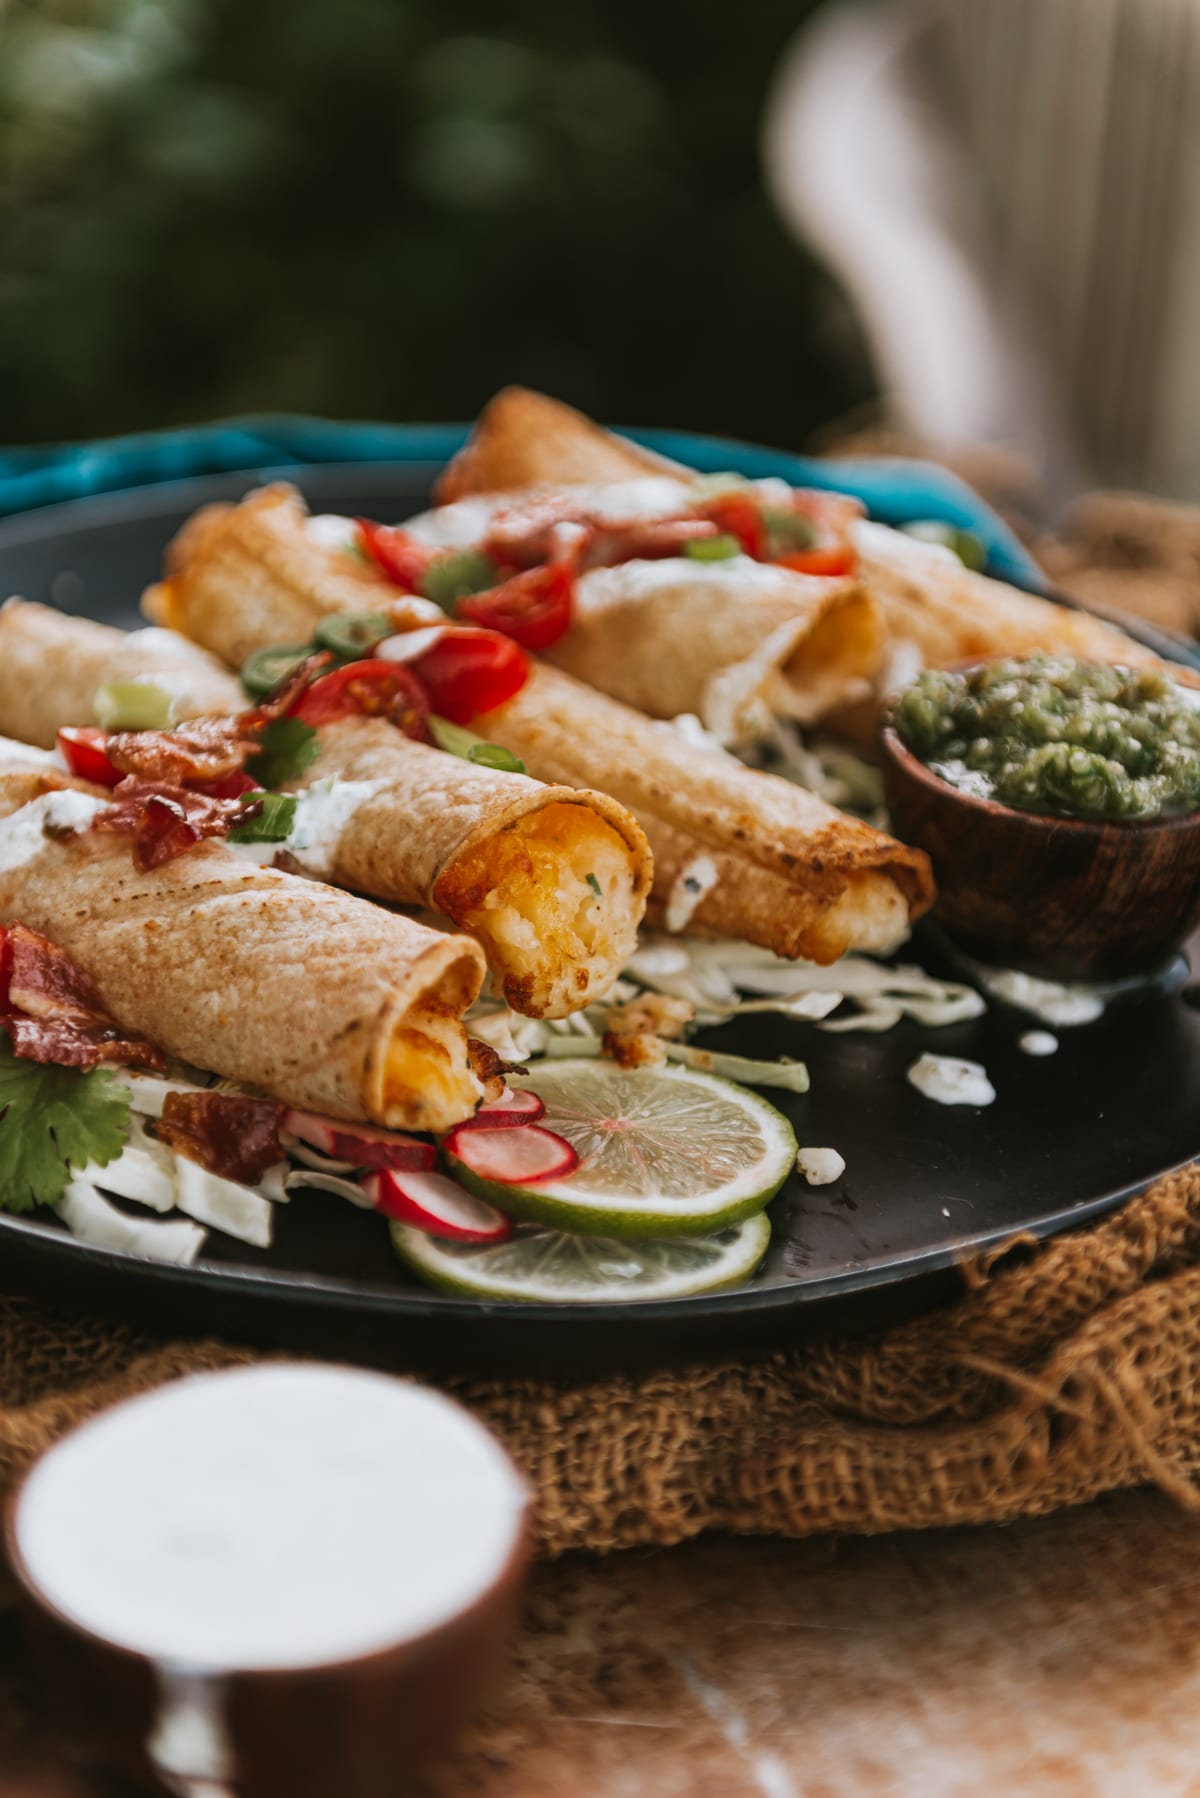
[445,1124,579,1186]
[282,1110,436,1171]
[362,1170,513,1244]
[457,1090,546,1130]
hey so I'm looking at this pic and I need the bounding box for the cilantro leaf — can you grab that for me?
[0,1041,132,1213]
[586,872,602,897]
[228,791,298,844]
[247,718,319,790]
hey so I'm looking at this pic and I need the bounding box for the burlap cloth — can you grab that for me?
[4,1161,1200,1558]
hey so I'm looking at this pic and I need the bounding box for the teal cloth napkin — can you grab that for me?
[0,412,1044,590]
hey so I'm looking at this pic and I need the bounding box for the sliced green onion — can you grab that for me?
[428,714,525,774]
[315,612,391,660]
[586,872,602,898]
[241,644,312,699]
[468,743,526,773]
[684,533,742,563]
[762,507,816,556]
[901,520,987,572]
[93,681,174,731]
[228,791,298,844]
[419,549,498,612]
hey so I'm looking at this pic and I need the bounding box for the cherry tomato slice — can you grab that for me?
[775,547,857,578]
[703,494,766,560]
[455,562,574,651]
[57,727,122,787]
[290,659,430,739]
[405,628,529,724]
[356,519,438,591]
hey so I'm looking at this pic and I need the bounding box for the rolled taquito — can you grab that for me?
[438,387,1193,690]
[849,521,1183,676]
[473,665,931,960]
[0,750,486,1132]
[142,539,934,958]
[0,601,243,746]
[146,487,442,670]
[151,483,883,745]
[404,482,883,741]
[0,601,652,1019]
[285,718,651,1017]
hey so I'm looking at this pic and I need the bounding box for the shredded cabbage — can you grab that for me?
[285,1170,374,1209]
[80,1117,177,1213]
[624,936,984,1033]
[56,1179,206,1266]
[173,1159,274,1248]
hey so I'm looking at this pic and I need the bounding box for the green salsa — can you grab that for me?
[892,656,1200,823]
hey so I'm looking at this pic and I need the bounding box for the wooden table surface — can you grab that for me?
[5,1486,1199,1797]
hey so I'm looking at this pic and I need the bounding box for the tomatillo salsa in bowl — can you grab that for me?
[880,656,1200,980]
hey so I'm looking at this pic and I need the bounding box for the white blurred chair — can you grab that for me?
[764,0,1200,507]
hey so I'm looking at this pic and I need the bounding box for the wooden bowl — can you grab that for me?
[880,724,1200,979]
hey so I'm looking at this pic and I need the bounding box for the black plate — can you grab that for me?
[1,464,1197,1376]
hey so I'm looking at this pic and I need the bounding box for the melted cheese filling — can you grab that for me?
[381,1002,482,1133]
[438,803,640,1019]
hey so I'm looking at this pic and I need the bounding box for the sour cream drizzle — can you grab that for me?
[907,1053,996,1107]
[0,789,105,871]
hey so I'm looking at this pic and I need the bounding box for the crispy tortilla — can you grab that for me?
[435,386,683,503]
[0,756,486,1132]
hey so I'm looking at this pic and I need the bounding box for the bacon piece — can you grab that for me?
[578,518,718,568]
[156,1090,286,1185]
[7,919,113,1023]
[483,490,720,573]
[93,781,250,872]
[483,493,594,570]
[466,1037,529,1103]
[0,921,166,1071]
[106,716,262,784]
[242,651,335,725]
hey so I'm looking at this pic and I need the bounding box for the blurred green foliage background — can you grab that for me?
[0,0,872,448]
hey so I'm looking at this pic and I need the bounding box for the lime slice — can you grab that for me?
[447,1060,797,1237]
[391,1212,771,1304]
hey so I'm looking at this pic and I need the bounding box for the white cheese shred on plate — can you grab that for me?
[907,1053,996,1107]
[797,1147,846,1186]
